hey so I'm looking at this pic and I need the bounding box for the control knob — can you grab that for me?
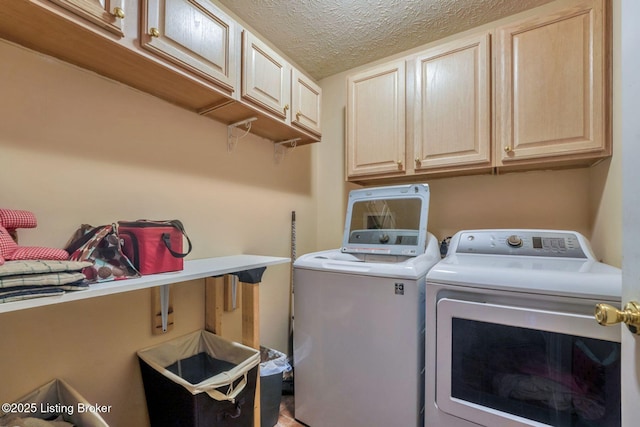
[506,234,523,248]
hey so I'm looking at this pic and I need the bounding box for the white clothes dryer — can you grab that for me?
[425,229,622,427]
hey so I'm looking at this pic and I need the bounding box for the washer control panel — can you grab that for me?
[455,230,588,258]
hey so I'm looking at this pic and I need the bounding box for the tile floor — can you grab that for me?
[276,395,305,427]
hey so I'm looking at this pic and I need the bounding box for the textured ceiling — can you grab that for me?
[217,0,555,80]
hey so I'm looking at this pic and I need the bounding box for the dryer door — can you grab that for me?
[436,298,621,427]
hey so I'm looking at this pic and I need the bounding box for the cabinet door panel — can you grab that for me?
[346,61,406,177]
[242,30,291,121]
[142,0,237,93]
[496,0,609,165]
[292,69,321,136]
[414,33,491,170]
[49,0,125,36]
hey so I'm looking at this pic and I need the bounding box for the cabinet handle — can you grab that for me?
[112,7,125,19]
[150,27,160,38]
[296,111,301,120]
[504,146,512,153]
[284,104,290,114]
[397,160,403,168]
[415,157,421,165]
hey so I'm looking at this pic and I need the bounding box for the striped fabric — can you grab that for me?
[0,260,92,277]
[0,271,86,288]
[10,246,69,261]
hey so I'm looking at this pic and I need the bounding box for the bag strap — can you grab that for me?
[162,220,192,258]
[64,224,103,253]
[205,373,248,403]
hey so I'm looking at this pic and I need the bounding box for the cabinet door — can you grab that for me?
[242,30,292,122]
[292,69,321,136]
[346,60,406,178]
[413,33,491,171]
[49,0,125,36]
[142,0,237,94]
[495,0,609,166]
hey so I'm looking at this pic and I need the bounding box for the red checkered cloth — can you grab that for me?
[0,209,37,229]
[0,225,68,261]
[9,246,69,261]
[0,226,18,258]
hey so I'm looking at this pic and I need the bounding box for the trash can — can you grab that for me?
[137,330,260,427]
[259,346,291,427]
[0,379,109,427]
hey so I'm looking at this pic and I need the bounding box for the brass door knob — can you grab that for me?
[595,301,640,334]
[504,146,512,153]
[284,104,290,114]
[296,111,302,120]
[150,27,160,38]
[415,157,421,165]
[112,7,125,19]
[397,160,403,168]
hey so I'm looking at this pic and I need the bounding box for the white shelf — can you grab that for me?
[0,255,290,314]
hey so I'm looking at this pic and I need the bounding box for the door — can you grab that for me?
[495,0,609,166]
[413,33,491,171]
[141,0,237,94]
[346,60,406,178]
[241,30,291,122]
[437,298,621,426]
[49,0,125,36]
[291,69,322,136]
[620,0,640,422]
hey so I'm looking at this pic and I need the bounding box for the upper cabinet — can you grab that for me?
[346,33,491,181]
[49,0,126,36]
[413,33,491,172]
[495,0,609,169]
[346,60,406,178]
[0,0,321,147]
[292,69,322,136]
[201,29,321,145]
[141,0,237,95]
[241,30,292,122]
[346,0,610,183]
[238,30,322,138]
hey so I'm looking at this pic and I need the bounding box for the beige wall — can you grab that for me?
[0,0,622,425]
[316,0,622,267]
[0,39,317,426]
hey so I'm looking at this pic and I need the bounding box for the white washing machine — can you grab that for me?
[425,229,622,427]
[293,184,441,427]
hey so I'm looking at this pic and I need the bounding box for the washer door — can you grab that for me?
[436,298,621,427]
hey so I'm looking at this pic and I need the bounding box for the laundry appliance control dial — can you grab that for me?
[506,235,523,248]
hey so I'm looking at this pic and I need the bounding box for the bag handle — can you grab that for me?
[205,373,248,403]
[216,398,245,421]
[161,220,192,258]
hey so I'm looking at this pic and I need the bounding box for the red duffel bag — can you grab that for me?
[118,220,192,274]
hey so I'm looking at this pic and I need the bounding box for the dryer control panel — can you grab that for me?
[454,230,589,258]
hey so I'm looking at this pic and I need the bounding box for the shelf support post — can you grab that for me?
[205,276,225,335]
[152,285,174,335]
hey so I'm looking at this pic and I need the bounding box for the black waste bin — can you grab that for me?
[259,346,291,427]
[138,330,260,427]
